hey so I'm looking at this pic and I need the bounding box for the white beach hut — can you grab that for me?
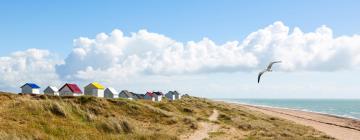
[104,87,119,99]
[44,86,59,96]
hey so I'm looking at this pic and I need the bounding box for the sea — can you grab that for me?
[218,99,360,120]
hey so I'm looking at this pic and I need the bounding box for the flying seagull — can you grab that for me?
[258,61,282,83]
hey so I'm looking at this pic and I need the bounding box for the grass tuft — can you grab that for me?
[46,102,67,117]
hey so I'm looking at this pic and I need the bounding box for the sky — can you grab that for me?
[1,0,360,98]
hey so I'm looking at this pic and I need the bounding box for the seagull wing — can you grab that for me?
[267,61,282,70]
[258,70,267,83]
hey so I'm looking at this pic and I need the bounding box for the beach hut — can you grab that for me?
[132,93,145,100]
[20,83,41,94]
[119,90,134,100]
[165,91,181,100]
[153,92,163,102]
[145,91,163,102]
[104,87,119,99]
[44,86,59,96]
[144,92,155,101]
[59,83,83,96]
[84,82,105,97]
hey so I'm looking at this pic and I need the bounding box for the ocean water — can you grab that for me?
[219,99,360,120]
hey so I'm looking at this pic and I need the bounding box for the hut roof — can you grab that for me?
[120,90,134,98]
[45,86,58,92]
[60,83,82,93]
[87,82,105,89]
[153,92,163,96]
[132,93,145,99]
[105,87,118,94]
[21,83,40,89]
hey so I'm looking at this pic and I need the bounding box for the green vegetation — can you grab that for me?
[0,92,333,140]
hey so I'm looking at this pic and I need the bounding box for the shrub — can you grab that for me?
[165,118,178,125]
[84,111,96,122]
[78,96,96,104]
[219,114,231,122]
[183,118,197,129]
[121,121,133,134]
[48,102,67,117]
[182,108,193,113]
[269,117,277,121]
[108,99,127,106]
[88,106,104,116]
[238,123,252,131]
[97,118,133,134]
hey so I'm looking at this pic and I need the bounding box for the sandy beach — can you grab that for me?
[241,104,360,140]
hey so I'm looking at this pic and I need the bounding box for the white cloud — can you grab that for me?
[2,21,360,93]
[240,21,360,71]
[0,49,61,91]
[56,21,360,83]
[56,29,259,82]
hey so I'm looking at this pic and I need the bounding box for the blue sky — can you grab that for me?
[1,0,360,98]
[1,0,360,56]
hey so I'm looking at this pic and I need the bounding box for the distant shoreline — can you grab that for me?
[215,99,360,121]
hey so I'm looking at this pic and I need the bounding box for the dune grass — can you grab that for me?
[0,92,333,140]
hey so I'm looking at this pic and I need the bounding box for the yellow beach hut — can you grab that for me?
[84,82,105,98]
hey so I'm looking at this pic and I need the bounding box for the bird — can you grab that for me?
[258,61,282,83]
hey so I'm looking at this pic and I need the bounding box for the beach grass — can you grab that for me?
[0,92,333,140]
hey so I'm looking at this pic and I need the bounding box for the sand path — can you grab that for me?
[181,109,220,140]
[244,105,360,140]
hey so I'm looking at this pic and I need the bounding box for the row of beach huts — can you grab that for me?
[20,82,182,102]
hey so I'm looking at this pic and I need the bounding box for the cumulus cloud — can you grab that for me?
[56,29,258,82]
[244,22,360,71]
[2,21,360,91]
[55,21,360,83]
[0,49,61,91]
